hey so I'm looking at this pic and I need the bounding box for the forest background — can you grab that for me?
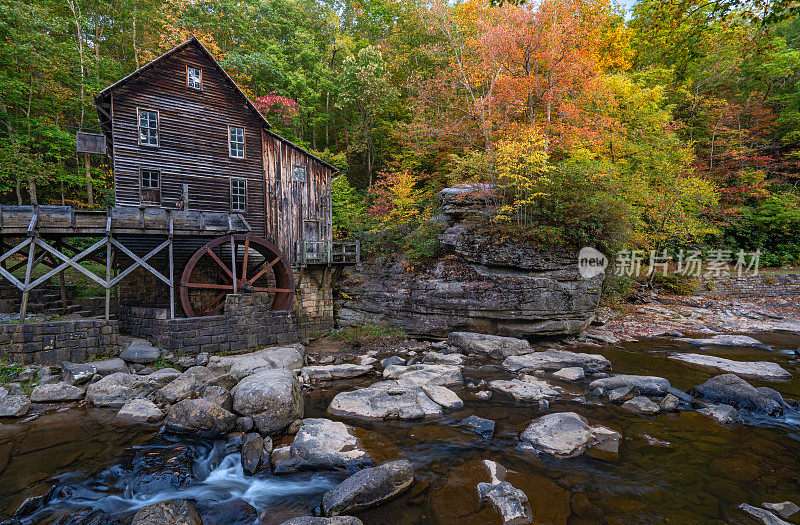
[1,0,799,290]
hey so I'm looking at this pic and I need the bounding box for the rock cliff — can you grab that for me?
[335,184,603,339]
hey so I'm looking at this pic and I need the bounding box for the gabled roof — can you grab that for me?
[96,36,271,129]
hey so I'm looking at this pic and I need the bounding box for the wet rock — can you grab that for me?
[640,434,671,447]
[659,393,681,412]
[60,362,97,385]
[53,508,113,524]
[503,350,611,374]
[762,502,800,519]
[380,356,405,368]
[448,332,531,359]
[164,398,237,437]
[622,396,661,416]
[477,481,532,525]
[421,385,463,410]
[459,415,495,438]
[698,403,741,424]
[359,356,379,367]
[321,459,414,516]
[691,374,783,416]
[669,353,791,380]
[738,503,791,525]
[302,364,373,381]
[197,498,259,525]
[236,416,254,433]
[589,375,671,396]
[280,517,364,525]
[219,345,305,379]
[0,395,30,417]
[232,368,304,435]
[155,366,216,405]
[680,334,766,348]
[666,387,692,404]
[201,385,233,411]
[241,432,265,475]
[422,352,466,366]
[519,412,620,458]
[29,382,84,402]
[124,445,200,495]
[272,418,372,473]
[328,380,444,420]
[756,387,785,407]
[132,499,202,525]
[474,390,492,400]
[85,372,170,408]
[117,398,164,423]
[120,339,161,364]
[553,367,585,381]
[608,386,639,403]
[383,364,463,387]
[489,376,560,402]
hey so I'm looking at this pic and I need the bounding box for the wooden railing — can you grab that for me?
[297,241,359,266]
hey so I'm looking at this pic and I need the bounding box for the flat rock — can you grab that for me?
[29,382,84,402]
[321,459,414,516]
[328,380,444,420]
[380,356,406,367]
[691,374,783,416]
[519,412,620,458]
[669,353,791,380]
[272,418,372,473]
[589,375,670,396]
[489,376,560,402]
[448,332,531,359]
[422,352,466,365]
[680,334,766,348]
[503,350,611,374]
[61,362,97,385]
[164,398,237,438]
[219,345,305,379]
[132,499,202,525]
[120,339,162,364]
[738,503,791,525]
[421,385,463,409]
[0,395,30,417]
[622,396,661,416]
[698,403,741,424]
[459,415,495,438]
[762,502,800,519]
[91,357,129,376]
[86,372,169,408]
[552,367,585,381]
[383,364,463,387]
[281,517,364,525]
[117,398,164,423]
[302,364,373,381]
[232,368,304,435]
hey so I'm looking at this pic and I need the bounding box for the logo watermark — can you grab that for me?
[578,248,761,279]
[578,247,608,279]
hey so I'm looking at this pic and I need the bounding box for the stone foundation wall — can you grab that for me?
[695,273,800,298]
[0,319,119,365]
[294,267,334,341]
[118,266,171,309]
[119,292,297,355]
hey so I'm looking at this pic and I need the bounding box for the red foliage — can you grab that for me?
[254,91,300,125]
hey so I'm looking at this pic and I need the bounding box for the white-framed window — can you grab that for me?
[230,178,246,211]
[141,170,159,189]
[137,108,159,147]
[229,126,245,158]
[187,66,202,90]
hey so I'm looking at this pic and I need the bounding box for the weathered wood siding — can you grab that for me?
[263,131,333,263]
[110,45,267,236]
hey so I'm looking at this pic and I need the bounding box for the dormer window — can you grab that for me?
[229,126,245,158]
[187,66,202,90]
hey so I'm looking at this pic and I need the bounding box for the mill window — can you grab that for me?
[231,179,246,211]
[229,126,245,158]
[187,66,202,90]
[137,109,159,147]
[140,169,161,205]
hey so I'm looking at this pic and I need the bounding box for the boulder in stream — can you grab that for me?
[669,353,791,380]
[302,364,373,381]
[622,396,661,416]
[280,517,364,525]
[691,374,783,416]
[553,367,585,381]
[698,403,741,424]
[321,459,414,516]
[86,371,176,408]
[117,398,164,423]
[272,418,372,473]
[241,432,266,475]
[154,366,216,405]
[327,380,444,420]
[132,498,202,525]
[738,503,792,525]
[448,332,531,359]
[217,344,305,379]
[489,376,560,402]
[382,363,463,387]
[231,368,304,435]
[0,394,30,417]
[164,398,237,437]
[459,415,495,438]
[762,502,800,519]
[519,412,621,458]
[476,460,533,525]
[589,374,671,396]
[197,498,259,525]
[60,362,97,385]
[679,334,767,348]
[29,382,84,402]
[503,350,611,374]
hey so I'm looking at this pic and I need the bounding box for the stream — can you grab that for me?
[2,332,800,524]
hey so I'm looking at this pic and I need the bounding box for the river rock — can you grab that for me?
[117,398,164,423]
[232,368,303,435]
[422,352,466,365]
[589,375,670,396]
[459,415,495,438]
[281,517,364,525]
[321,459,414,516]
[622,396,661,416]
[762,501,800,518]
[241,432,265,475]
[738,503,791,525]
[382,363,463,387]
[0,394,30,417]
[201,385,233,411]
[680,334,766,348]
[421,385,463,409]
[503,350,611,374]
[120,339,162,364]
[381,356,406,368]
[448,332,530,359]
[29,382,84,402]
[155,366,216,405]
[197,498,259,525]
[302,364,373,381]
[164,398,237,437]
[489,376,560,402]
[93,359,128,375]
[477,481,532,525]
[124,445,200,495]
[85,373,158,408]
[328,380,444,420]
[669,353,791,380]
[608,386,639,403]
[272,418,372,473]
[519,412,621,458]
[219,345,305,379]
[61,362,97,385]
[132,499,202,525]
[691,374,783,416]
[553,367,585,381]
[698,403,741,424]
[659,393,681,411]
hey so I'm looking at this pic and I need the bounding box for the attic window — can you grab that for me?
[229,126,245,158]
[187,66,202,90]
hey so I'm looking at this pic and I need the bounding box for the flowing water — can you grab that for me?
[2,333,800,524]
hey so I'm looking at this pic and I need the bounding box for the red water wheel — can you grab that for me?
[179,234,294,317]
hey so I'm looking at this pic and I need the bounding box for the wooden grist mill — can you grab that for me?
[0,37,357,331]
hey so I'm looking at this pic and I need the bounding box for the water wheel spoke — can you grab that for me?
[252,287,293,293]
[185,282,235,290]
[247,256,282,285]
[197,292,227,316]
[204,247,234,280]
[241,236,250,281]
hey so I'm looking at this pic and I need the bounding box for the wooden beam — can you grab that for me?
[109,238,172,287]
[19,241,36,323]
[32,237,109,289]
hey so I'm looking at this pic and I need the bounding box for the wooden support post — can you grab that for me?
[168,211,175,319]
[105,237,112,320]
[230,234,237,294]
[56,241,67,309]
[19,241,36,324]
[182,184,189,212]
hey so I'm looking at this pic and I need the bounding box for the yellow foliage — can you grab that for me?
[494,128,550,224]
